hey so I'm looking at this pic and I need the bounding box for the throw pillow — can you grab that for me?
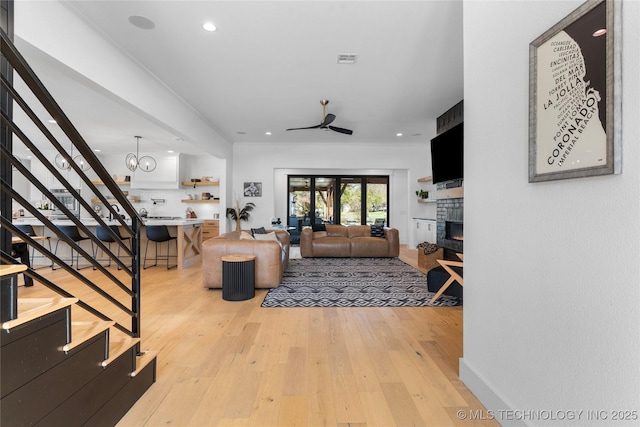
[370,224,385,238]
[254,232,284,251]
[311,223,326,232]
[254,232,278,242]
[251,227,267,236]
[239,231,255,240]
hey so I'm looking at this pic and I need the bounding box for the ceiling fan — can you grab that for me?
[286,100,353,135]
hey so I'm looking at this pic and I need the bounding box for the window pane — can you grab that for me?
[339,177,362,225]
[288,175,389,231]
[314,177,335,224]
[366,179,387,225]
[288,177,311,244]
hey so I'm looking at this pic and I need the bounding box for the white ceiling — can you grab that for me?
[13,1,463,157]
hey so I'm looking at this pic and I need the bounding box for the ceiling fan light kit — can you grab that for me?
[286,99,353,135]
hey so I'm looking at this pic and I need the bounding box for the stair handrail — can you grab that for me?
[1,28,143,339]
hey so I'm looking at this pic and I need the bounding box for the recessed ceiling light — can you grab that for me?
[48,119,57,124]
[265,132,272,136]
[94,149,101,152]
[128,15,156,30]
[202,22,217,32]
[396,133,403,137]
[592,28,607,37]
[168,150,174,153]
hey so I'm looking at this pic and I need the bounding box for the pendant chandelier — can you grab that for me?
[54,146,91,171]
[126,135,157,172]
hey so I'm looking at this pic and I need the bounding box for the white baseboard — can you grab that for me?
[459,357,527,427]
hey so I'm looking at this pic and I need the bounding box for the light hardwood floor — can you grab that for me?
[19,246,497,427]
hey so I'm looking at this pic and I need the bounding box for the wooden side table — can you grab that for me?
[221,254,256,301]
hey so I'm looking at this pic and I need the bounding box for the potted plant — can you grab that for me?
[416,190,429,199]
[226,198,256,231]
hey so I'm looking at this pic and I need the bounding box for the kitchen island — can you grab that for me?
[13,217,203,270]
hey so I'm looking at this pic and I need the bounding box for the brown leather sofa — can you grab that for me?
[202,230,289,289]
[300,224,399,258]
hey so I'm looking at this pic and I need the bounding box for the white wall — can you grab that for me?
[462,1,640,426]
[231,141,435,241]
[14,0,232,160]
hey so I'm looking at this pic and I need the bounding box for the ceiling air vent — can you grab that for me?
[337,53,358,64]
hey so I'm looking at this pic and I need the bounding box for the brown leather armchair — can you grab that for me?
[202,230,289,289]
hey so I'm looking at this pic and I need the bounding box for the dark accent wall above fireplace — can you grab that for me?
[434,100,464,260]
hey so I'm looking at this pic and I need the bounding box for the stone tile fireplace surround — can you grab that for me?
[436,183,463,259]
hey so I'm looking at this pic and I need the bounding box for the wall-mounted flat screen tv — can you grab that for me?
[430,122,463,184]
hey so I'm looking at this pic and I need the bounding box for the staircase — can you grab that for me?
[0,280,157,426]
[1,18,157,426]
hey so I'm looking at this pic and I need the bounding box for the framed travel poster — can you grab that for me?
[528,0,621,182]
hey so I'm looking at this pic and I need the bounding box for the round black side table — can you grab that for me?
[221,254,256,301]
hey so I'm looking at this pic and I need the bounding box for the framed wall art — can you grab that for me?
[528,0,621,182]
[243,182,262,197]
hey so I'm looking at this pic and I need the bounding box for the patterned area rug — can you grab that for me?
[261,257,460,308]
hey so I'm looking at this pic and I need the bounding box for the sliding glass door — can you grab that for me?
[288,177,311,242]
[365,176,388,226]
[338,177,362,225]
[314,177,336,224]
[288,175,389,239]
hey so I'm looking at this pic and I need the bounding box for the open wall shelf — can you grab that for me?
[91,181,130,186]
[91,198,139,204]
[180,199,220,203]
[181,181,220,188]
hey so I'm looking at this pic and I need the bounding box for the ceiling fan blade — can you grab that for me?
[328,125,353,135]
[286,124,322,131]
[320,113,336,127]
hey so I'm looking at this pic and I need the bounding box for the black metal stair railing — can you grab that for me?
[0,28,143,341]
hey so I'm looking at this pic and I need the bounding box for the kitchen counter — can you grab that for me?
[13,217,203,269]
[15,217,204,226]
